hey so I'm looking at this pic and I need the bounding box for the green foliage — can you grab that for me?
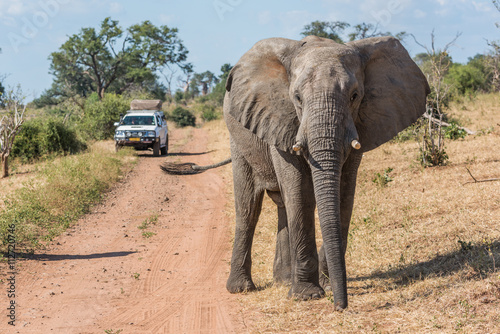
[200,104,221,122]
[191,71,219,96]
[197,63,232,106]
[167,107,196,127]
[418,136,449,167]
[301,21,403,44]
[0,147,132,250]
[79,93,130,140]
[301,21,350,43]
[447,63,488,96]
[444,122,467,140]
[49,17,188,100]
[372,167,394,188]
[12,118,85,162]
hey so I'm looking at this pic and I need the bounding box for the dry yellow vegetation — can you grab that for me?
[206,93,500,333]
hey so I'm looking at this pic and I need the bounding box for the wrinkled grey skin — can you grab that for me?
[224,35,429,310]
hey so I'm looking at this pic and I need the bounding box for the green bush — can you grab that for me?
[79,93,131,141]
[372,167,394,188]
[168,107,196,127]
[12,118,85,163]
[444,122,467,140]
[200,104,221,122]
[0,147,133,250]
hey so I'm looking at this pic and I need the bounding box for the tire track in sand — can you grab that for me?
[1,126,246,334]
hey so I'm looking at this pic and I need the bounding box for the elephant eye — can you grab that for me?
[350,92,358,102]
[295,93,302,105]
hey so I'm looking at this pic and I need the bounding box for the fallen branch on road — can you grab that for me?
[161,158,232,175]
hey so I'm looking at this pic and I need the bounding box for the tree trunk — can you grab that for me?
[1,153,8,178]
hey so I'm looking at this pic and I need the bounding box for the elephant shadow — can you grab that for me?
[349,240,500,293]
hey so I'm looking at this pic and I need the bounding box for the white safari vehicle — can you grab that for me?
[114,100,168,156]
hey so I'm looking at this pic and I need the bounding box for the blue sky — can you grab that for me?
[1,0,499,101]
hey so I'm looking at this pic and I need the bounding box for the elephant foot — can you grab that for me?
[226,273,256,293]
[287,282,325,300]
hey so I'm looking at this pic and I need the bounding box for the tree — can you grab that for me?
[0,48,4,102]
[447,61,488,96]
[0,86,26,178]
[412,31,461,167]
[486,41,500,91]
[207,63,233,106]
[49,18,188,100]
[219,63,232,81]
[301,21,350,43]
[301,21,406,44]
[192,71,219,96]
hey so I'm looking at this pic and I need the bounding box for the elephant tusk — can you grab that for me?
[351,140,361,150]
[293,142,303,152]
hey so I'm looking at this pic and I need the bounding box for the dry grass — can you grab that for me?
[206,94,500,333]
[0,141,137,250]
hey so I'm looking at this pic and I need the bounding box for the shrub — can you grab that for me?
[200,104,221,122]
[0,144,134,250]
[444,122,467,140]
[372,167,394,188]
[168,107,196,127]
[79,93,130,141]
[12,118,85,163]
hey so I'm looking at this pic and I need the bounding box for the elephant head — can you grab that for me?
[225,36,429,309]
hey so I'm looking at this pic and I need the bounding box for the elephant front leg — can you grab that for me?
[267,190,292,285]
[271,151,324,300]
[226,158,265,294]
[286,200,324,300]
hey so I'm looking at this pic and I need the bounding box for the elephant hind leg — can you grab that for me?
[267,190,292,285]
[226,158,265,294]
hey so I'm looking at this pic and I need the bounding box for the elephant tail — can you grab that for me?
[160,158,232,175]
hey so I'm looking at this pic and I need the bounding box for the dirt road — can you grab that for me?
[2,127,246,333]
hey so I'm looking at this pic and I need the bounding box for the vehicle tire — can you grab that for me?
[161,135,168,155]
[153,139,160,157]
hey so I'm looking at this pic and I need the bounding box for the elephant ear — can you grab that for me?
[225,38,301,153]
[348,36,430,152]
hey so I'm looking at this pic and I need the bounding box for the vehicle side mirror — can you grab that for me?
[113,122,119,127]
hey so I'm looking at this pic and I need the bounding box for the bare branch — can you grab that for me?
[421,113,475,135]
[463,167,500,185]
[0,86,26,177]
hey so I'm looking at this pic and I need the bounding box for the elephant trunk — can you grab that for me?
[306,94,348,310]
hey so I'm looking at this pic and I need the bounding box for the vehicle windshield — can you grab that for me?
[121,115,156,126]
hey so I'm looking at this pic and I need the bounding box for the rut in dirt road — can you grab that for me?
[0,127,247,334]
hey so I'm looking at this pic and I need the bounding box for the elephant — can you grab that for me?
[162,35,429,310]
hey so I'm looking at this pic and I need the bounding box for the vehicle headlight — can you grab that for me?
[147,131,156,137]
[125,131,131,137]
[115,130,125,137]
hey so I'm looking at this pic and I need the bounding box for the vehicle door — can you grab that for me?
[156,115,167,145]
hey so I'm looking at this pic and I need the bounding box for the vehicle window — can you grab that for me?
[122,116,155,125]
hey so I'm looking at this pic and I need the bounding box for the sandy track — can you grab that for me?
[2,126,245,333]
